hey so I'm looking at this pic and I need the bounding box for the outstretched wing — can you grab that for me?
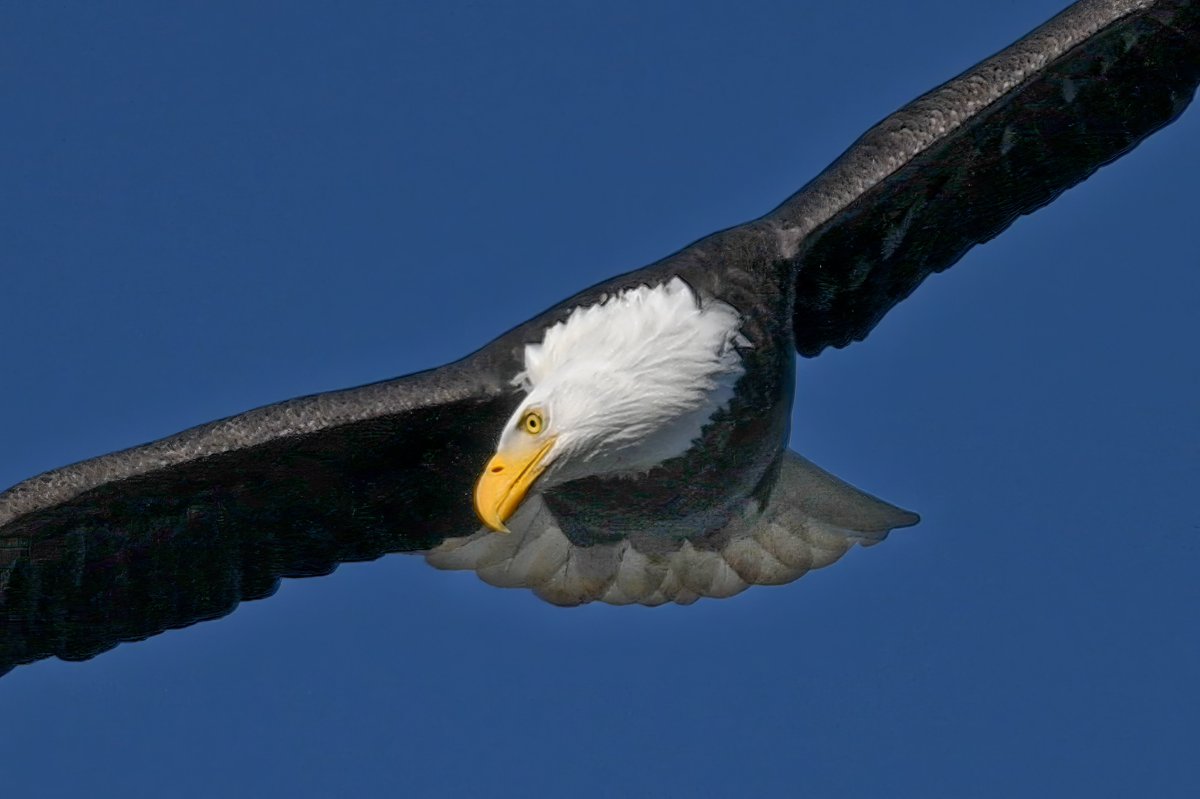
[769,0,1199,355]
[0,356,515,672]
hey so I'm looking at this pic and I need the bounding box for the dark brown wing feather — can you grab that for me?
[769,0,1200,355]
[0,358,515,671]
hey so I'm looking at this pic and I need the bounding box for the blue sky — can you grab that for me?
[2,1,1197,796]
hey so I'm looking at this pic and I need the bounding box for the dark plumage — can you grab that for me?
[2,0,1197,672]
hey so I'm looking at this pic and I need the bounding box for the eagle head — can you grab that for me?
[473,277,747,532]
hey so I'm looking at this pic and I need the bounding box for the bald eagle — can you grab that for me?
[1,0,1197,670]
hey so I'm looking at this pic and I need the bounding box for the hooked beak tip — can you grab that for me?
[473,439,555,534]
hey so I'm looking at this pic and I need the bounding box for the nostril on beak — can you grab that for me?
[490,465,504,474]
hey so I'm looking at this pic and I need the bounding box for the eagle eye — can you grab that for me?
[520,409,544,435]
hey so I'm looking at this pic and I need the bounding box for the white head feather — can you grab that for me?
[500,277,748,487]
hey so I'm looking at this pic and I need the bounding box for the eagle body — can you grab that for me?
[430,273,915,605]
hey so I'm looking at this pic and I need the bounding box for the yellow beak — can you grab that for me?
[473,438,556,533]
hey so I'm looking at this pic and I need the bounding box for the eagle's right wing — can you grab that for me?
[0,356,515,672]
